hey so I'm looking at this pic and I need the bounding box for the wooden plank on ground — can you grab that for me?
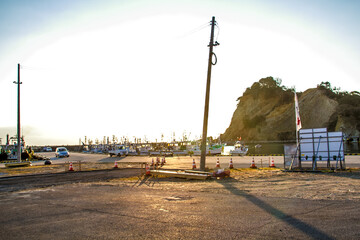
[184,170,212,176]
[150,170,209,180]
[5,162,31,168]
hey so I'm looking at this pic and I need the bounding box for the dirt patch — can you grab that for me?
[105,168,360,202]
[0,162,135,177]
[1,164,359,202]
[0,168,141,193]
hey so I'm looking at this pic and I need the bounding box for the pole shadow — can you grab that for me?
[219,181,334,240]
[132,175,156,188]
[98,156,125,163]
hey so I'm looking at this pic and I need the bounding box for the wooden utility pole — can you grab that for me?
[200,16,218,170]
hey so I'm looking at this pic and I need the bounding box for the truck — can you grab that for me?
[108,145,129,157]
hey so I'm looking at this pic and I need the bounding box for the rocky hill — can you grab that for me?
[221,77,360,142]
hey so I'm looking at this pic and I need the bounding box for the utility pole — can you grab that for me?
[13,63,22,162]
[200,16,219,170]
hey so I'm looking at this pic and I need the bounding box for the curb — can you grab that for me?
[246,154,284,156]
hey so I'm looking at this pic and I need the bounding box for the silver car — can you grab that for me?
[55,147,70,158]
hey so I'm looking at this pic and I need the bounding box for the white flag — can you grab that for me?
[294,92,302,131]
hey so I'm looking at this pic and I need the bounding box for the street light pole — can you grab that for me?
[13,63,22,162]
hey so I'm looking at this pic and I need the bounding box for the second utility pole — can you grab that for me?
[13,63,22,162]
[200,16,217,171]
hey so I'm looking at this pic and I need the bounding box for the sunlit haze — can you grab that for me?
[1,0,359,145]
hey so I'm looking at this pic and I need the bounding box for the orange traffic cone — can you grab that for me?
[68,162,74,171]
[216,158,220,168]
[114,161,118,168]
[145,163,151,176]
[250,157,257,168]
[229,158,234,169]
[269,157,276,168]
[151,158,154,166]
[192,159,196,169]
[156,157,160,166]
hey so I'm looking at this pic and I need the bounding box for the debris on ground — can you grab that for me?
[212,169,230,178]
[150,170,210,180]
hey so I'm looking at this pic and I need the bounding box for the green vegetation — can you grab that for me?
[317,82,360,132]
[237,76,295,107]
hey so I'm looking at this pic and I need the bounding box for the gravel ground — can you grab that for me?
[1,162,360,240]
[0,168,359,239]
[1,157,360,202]
[101,168,360,202]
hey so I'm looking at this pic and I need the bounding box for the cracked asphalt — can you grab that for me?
[0,163,359,239]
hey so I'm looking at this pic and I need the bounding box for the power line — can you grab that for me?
[215,23,220,42]
[19,65,54,72]
[177,22,210,39]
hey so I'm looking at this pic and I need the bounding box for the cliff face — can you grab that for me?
[221,77,359,141]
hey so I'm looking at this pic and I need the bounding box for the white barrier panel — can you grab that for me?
[299,128,344,161]
[284,144,298,169]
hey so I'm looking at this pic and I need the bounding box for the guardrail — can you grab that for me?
[0,159,31,163]
[246,154,284,156]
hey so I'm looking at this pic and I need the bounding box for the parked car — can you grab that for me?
[55,147,70,158]
[43,147,52,152]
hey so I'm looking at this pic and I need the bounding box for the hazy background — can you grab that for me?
[0,0,359,145]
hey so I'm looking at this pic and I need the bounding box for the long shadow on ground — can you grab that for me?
[219,180,335,240]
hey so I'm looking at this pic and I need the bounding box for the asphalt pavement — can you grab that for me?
[0,153,359,239]
[0,170,359,240]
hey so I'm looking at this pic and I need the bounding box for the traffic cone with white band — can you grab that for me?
[269,157,276,168]
[229,158,234,169]
[250,157,257,168]
[145,163,151,176]
[216,158,220,168]
[69,162,74,171]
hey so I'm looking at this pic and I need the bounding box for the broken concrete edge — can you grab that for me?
[0,167,135,179]
[5,162,32,168]
[184,170,213,175]
[149,169,233,180]
[150,170,210,180]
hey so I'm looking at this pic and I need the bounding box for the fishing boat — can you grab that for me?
[149,150,161,156]
[192,145,223,156]
[172,150,188,156]
[170,144,188,155]
[127,147,138,156]
[230,141,248,156]
[138,145,152,155]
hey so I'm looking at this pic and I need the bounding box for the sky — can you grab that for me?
[0,0,359,145]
